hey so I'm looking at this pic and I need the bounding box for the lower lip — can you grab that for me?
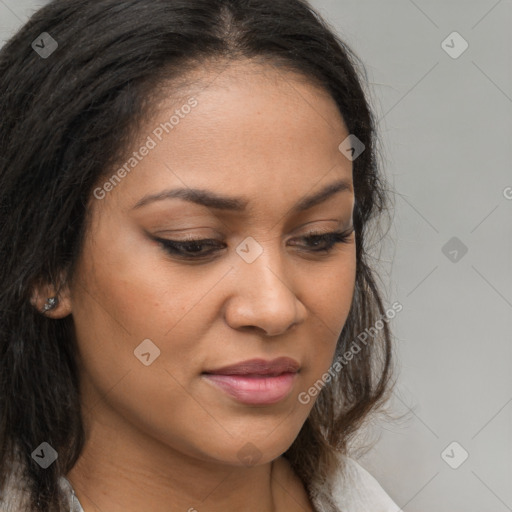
[202,372,297,405]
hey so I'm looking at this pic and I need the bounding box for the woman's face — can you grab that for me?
[67,61,356,468]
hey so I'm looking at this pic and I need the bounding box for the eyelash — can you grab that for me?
[154,228,354,260]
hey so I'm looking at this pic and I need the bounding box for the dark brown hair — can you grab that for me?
[0,0,395,510]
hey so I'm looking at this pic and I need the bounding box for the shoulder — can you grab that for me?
[0,458,76,512]
[332,455,399,512]
[310,453,400,512]
[0,458,31,511]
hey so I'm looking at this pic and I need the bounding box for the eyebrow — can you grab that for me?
[131,178,353,214]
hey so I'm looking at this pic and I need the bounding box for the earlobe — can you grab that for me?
[30,280,72,318]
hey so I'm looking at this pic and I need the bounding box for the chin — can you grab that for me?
[203,434,298,468]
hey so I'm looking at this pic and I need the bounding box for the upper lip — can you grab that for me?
[202,357,300,376]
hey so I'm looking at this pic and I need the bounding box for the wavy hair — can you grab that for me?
[0,0,395,510]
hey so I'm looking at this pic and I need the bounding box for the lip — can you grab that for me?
[202,357,300,405]
[202,357,300,376]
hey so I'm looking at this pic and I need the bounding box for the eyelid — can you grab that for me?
[147,221,354,246]
[152,226,354,261]
[149,218,351,237]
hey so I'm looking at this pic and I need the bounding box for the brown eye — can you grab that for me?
[153,228,354,261]
[294,228,354,252]
[156,237,225,259]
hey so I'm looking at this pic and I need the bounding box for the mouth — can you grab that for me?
[201,357,300,405]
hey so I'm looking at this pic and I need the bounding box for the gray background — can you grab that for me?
[1,1,511,510]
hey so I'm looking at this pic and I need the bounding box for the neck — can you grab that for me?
[65,407,313,512]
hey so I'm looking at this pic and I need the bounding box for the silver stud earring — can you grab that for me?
[42,296,58,313]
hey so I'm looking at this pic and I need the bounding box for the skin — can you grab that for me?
[32,60,356,512]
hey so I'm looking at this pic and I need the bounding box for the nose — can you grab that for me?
[223,243,306,337]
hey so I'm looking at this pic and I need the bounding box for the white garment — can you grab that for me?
[1,456,399,512]
[316,456,400,512]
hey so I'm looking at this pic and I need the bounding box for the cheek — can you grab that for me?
[74,223,218,339]
[70,245,231,457]
[70,226,239,398]
[299,250,356,374]
[306,250,356,328]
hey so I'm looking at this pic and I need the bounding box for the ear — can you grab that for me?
[30,275,72,319]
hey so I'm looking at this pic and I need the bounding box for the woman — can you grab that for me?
[0,0,399,510]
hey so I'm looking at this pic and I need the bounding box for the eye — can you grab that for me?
[157,237,223,258]
[153,227,354,260]
[294,228,354,253]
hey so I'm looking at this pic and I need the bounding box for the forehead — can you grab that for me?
[93,59,353,219]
